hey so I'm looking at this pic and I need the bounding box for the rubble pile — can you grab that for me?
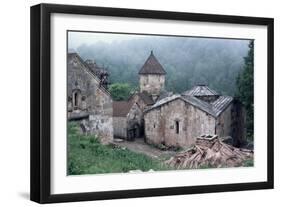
[165,135,253,169]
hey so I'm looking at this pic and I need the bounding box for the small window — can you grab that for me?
[73,92,78,107]
[72,90,81,109]
[153,123,156,128]
[175,120,179,134]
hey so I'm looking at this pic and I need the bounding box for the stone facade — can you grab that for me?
[144,98,216,147]
[113,102,143,140]
[67,51,245,148]
[216,103,233,138]
[138,50,166,99]
[67,53,113,144]
[139,74,165,97]
[144,93,245,148]
[113,117,127,138]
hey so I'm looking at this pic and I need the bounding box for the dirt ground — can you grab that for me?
[113,138,177,161]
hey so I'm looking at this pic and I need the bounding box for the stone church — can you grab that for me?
[67,51,245,148]
[67,53,113,144]
[112,51,172,140]
[112,51,245,147]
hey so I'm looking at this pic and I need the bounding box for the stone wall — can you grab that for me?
[144,98,216,148]
[68,54,113,143]
[113,103,143,139]
[113,117,127,138]
[139,74,165,96]
[216,104,232,138]
[127,103,143,139]
[216,102,246,146]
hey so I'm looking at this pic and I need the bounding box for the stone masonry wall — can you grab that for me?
[113,103,143,139]
[140,74,165,96]
[216,103,233,138]
[144,98,216,148]
[68,54,113,143]
[113,117,127,138]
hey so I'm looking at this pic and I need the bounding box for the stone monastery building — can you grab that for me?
[68,51,245,148]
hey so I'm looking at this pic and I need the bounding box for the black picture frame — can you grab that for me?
[30,3,274,204]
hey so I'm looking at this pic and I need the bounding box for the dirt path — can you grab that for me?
[113,138,177,161]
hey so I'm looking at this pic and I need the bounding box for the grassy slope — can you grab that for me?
[67,123,168,175]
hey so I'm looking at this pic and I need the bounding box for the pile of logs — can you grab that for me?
[165,135,253,169]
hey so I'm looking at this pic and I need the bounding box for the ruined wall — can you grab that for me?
[113,117,127,138]
[144,98,216,148]
[139,74,165,96]
[216,104,233,138]
[68,54,113,143]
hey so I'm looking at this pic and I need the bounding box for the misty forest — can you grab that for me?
[69,33,253,139]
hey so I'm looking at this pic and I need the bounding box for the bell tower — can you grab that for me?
[138,51,166,99]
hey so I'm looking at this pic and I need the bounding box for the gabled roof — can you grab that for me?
[182,95,217,116]
[138,91,155,105]
[183,85,219,96]
[147,94,181,110]
[67,52,110,96]
[211,96,233,116]
[138,51,166,75]
[113,101,135,117]
[157,90,174,102]
[128,91,155,106]
[144,94,233,118]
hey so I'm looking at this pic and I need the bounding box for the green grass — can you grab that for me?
[242,158,254,167]
[67,123,168,175]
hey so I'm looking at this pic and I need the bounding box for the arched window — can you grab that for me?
[175,120,180,134]
[73,92,78,107]
[72,89,81,110]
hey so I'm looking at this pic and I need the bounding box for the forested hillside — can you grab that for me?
[69,35,250,96]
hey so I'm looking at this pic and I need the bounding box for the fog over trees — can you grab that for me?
[69,34,250,96]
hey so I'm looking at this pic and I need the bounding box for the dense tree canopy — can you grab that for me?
[236,40,254,139]
[108,83,134,101]
[70,35,249,96]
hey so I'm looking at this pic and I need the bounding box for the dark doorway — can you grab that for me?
[127,123,140,141]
